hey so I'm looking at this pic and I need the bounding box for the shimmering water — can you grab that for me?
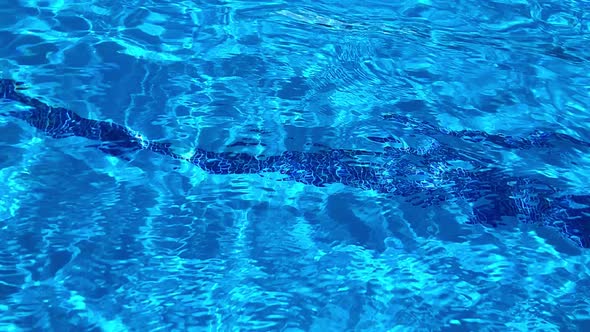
[1,0,590,331]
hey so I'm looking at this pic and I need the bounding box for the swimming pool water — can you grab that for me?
[1,0,590,331]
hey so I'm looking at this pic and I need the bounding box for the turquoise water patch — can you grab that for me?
[1,0,590,331]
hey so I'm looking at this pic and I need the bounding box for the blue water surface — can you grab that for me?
[1,0,590,331]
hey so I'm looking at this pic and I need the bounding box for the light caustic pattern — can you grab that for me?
[1,0,590,331]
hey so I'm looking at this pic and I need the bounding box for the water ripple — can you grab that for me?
[1,0,590,330]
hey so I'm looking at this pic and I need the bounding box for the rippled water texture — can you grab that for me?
[1,0,590,331]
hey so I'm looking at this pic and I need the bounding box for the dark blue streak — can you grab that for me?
[1,79,589,248]
[374,113,590,151]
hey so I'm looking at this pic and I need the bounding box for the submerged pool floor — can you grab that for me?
[1,0,590,331]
